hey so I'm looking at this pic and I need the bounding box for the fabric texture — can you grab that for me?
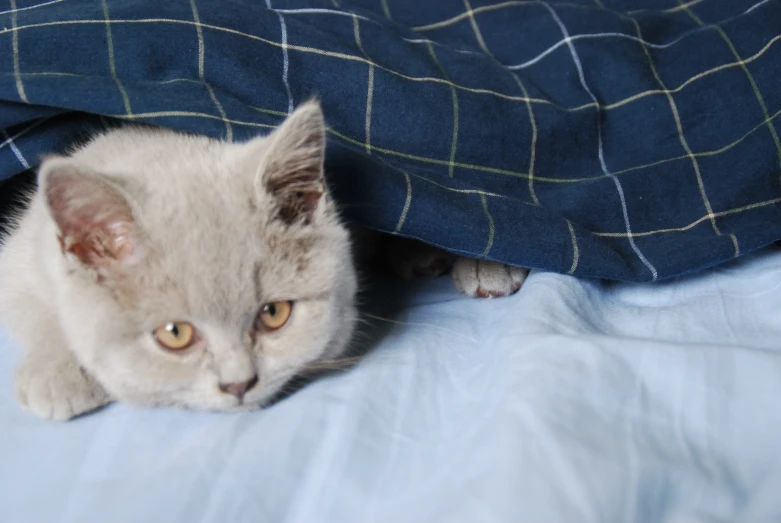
[3,247,781,522]
[1,0,781,281]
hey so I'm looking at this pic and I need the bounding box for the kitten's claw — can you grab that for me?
[14,354,111,421]
[452,258,528,298]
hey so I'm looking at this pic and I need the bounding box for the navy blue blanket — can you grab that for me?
[1,0,780,281]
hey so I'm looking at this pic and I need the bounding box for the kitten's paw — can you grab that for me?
[452,258,528,298]
[387,237,456,279]
[14,355,110,421]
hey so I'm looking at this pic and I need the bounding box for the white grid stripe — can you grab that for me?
[266,0,294,113]
[543,2,658,280]
[10,0,28,103]
[273,7,374,23]
[0,17,779,115]
[0,0,65,16]
[412,0,763,32]
[1,0,780,280]
[271,0,771,74]
[1,128,29,169]
[0,118,48,153]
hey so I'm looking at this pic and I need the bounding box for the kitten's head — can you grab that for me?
[40,101,358,411]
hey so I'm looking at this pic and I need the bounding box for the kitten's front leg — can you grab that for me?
[15,350,110,421]
[11,304,110,421]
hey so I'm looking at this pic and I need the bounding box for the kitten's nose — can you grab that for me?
[219,375,259,401]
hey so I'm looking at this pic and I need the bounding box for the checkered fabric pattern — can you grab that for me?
[1,0,780,281]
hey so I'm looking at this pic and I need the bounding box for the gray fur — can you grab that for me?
[0,101,358,420]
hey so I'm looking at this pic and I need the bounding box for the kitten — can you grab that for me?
[0,101,526,421]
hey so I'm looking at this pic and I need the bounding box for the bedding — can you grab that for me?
[2,0,781,282]
[2,246,781,522]
[3,2,781,520]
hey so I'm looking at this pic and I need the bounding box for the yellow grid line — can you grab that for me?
[352,15,374,154]
[10,63,779,186]
[190,0,233,141]
[380,0,392,20]
[463,0,542,206]
[463,0,499,261]
[412,0,706,32]
[627,0,704,16]
[101,0,132,115]
[394,171,413,232]
[463,0,490,54]
[327,127,531,178]
[5,70,779,187]
[565,219,579,274]
[730,234,740,257]
[543,1,657,280]
[594,197,781,238]
[358,142,524,202]
[0,18,560,107]
[16,112,776,245]
[5,14,780,190]
[479,193,496,256]
[510,72,540,205]
[414,1,564,32]
[681,2,781,191]
[112,111,275,129]
[2,18,780,115]
[630,18,721,236]
[613,106,781,176]
[425,42,460,177]
[5,0,775,256]
[10,0,28,103]
[602,35,781,110]
[402,174,516,200]
[36,106,777,247]
[364,65,375,152]
[249,105,288,117]
[101,109,781,244]
[329,101,781,182]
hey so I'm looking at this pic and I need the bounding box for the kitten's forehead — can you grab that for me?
[75,127,255,201]
[74,127,342,318]
[71,127,272,239]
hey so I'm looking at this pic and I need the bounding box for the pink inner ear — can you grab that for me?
[45,166,140,269]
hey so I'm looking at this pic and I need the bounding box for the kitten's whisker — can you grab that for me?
[302,355,363,373]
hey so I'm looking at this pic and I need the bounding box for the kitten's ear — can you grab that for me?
[41,157,143,270]
[257,100,326,224]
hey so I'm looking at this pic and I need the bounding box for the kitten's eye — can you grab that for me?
[153,322,196,351]
[256,301,293,331]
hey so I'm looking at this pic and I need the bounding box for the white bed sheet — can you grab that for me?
[2,248,781,523]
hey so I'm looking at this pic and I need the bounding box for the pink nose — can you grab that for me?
[219,375,259,400]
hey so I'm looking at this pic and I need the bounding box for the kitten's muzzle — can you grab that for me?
[219,375,259,402]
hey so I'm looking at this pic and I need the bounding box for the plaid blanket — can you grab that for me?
[1,0,780,282]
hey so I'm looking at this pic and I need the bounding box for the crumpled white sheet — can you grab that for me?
[2,248,781,523]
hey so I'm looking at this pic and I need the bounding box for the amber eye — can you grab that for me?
[256,301,293,331]
[153,322,196,351]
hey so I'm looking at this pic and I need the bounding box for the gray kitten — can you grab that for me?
[0,101,525,421]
